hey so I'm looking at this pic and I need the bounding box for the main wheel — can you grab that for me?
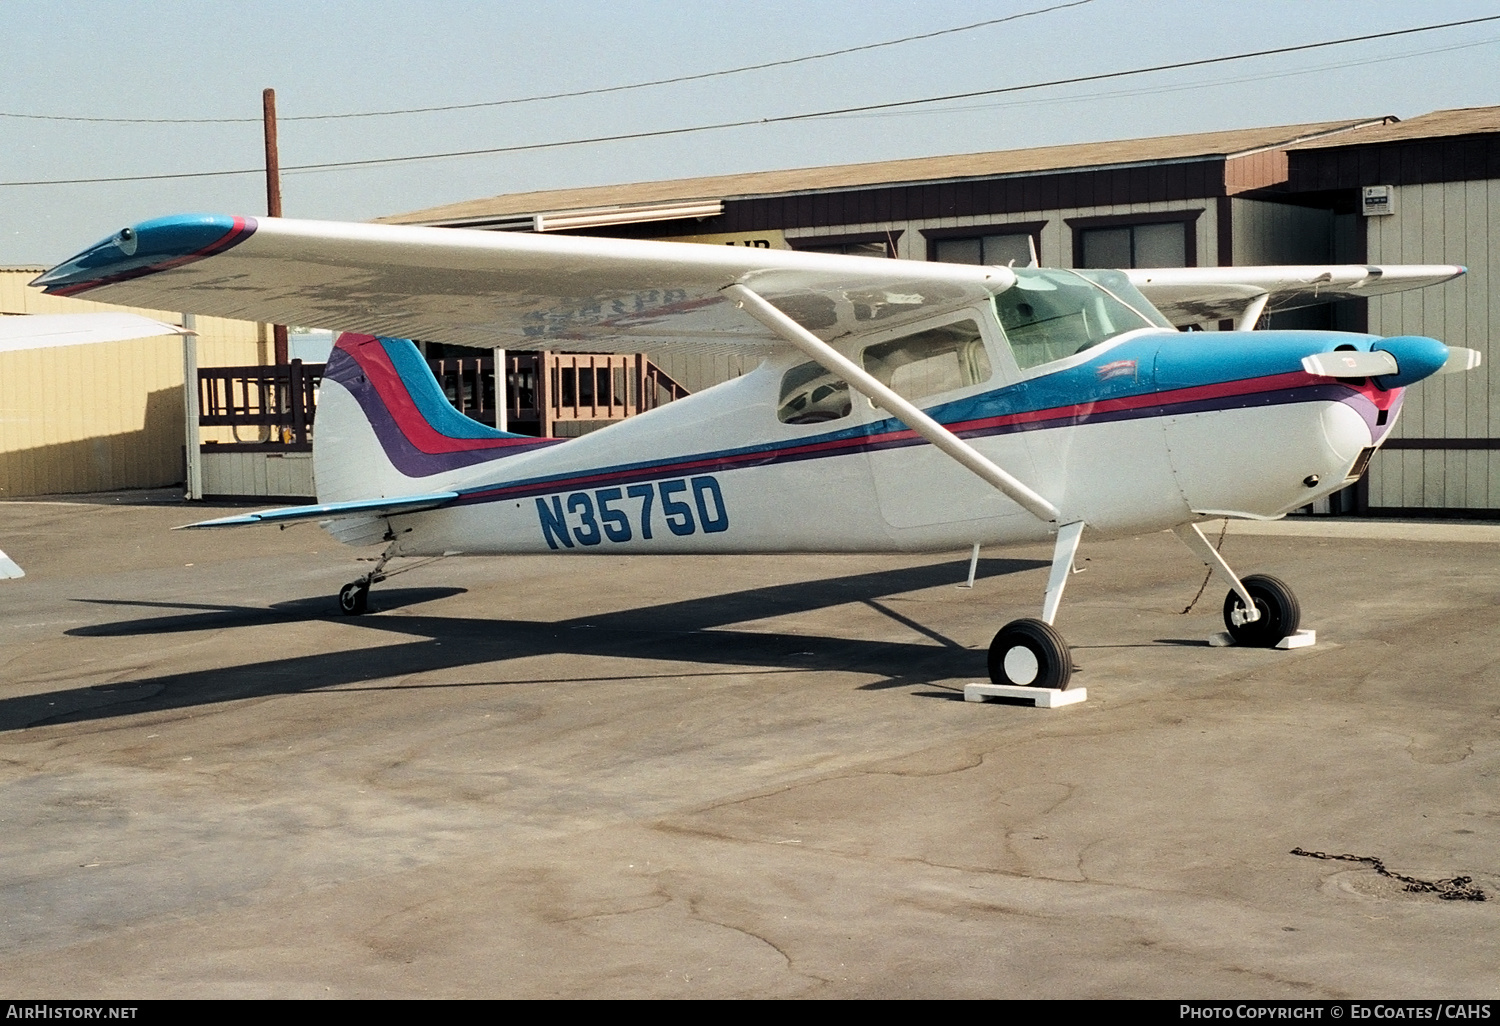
[988,618,1072,689]
[1222,574,1300,647]
[339,580,370,616]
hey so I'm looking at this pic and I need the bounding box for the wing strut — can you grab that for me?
[1234,292,1270,331]
[723,283,1061,524]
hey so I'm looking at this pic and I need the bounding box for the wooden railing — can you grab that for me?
[197,352,688,447]
[446,352,690,436]
[198,360,323,450]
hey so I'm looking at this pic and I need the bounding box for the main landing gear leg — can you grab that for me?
[1172,523,1302,647]
[987,520,1083,689]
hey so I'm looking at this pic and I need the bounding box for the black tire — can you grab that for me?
[339,580,370,616]
[988,617,1072,689]
[1222,574,1300,647]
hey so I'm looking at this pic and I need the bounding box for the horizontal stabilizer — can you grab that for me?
[176,492,459,530]
[1300,350,1398,377]
[0,548,24,579]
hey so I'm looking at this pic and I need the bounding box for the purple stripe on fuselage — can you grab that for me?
[447,379,1370,506]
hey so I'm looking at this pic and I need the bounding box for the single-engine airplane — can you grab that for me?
[31,214,1477,690]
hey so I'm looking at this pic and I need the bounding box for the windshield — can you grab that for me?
[995,267,1170,370]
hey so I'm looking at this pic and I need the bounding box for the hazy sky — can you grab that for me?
[5,0,1500,266]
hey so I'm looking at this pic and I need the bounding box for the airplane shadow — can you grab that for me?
[5,557,1047,733]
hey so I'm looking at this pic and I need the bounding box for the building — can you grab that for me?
[0,269,269,497]
[381,107,1500,517]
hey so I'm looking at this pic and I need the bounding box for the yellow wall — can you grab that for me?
[0,335,186,496]
[0,269,280,495]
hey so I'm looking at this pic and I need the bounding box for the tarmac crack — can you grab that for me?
[681,896,831,988]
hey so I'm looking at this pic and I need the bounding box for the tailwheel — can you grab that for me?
[988,617,1072,690]
[338,580,370,616]
[1222,574,1300,647]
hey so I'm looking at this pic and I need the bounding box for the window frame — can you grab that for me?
[921,221,1047,266]
[1065,209,1203,269]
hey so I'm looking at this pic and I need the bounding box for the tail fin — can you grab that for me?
[315,333,550,502]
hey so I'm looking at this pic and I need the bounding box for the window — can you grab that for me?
[861,320,992,402]
[1079,222,1185,268]
[1069,210,1201,269]
[778,362,851,425]
[934,233,1034,267]
[995,268,1166,370]
[923,222,1045,267]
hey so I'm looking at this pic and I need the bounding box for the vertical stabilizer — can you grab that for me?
[314,334,555,503]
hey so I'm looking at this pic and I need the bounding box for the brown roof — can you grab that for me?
[1292,105,1500,150]
[379,117,1388,225]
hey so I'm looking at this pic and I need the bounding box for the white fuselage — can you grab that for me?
[358,329,1385,559]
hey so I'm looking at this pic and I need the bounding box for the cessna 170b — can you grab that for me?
[30,214,1476,691]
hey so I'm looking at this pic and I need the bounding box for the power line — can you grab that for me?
[0,1,1095,125]
[4,13,1498,188]
[830,34,1500,121]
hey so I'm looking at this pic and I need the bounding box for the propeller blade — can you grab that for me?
[1437,346,1483,374]
[1301,350,1399,377]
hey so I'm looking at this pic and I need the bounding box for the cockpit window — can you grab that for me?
[861,319,991,401]
[995,268,1169,370]
[778,361,851,424]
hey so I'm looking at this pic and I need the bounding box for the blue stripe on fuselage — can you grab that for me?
[443,328,1371,504]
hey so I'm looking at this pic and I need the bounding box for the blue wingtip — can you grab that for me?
[32,213,257,297]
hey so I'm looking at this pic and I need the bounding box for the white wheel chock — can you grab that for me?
[964,683,1087,708]
[1208,628,1316,649]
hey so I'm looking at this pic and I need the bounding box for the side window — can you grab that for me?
[778,361,851,425]
[861,320,992,402]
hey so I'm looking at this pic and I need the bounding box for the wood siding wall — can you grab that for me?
[1364,179,1500,512]
[781,197,1216,272]
[1288,135,1500,192]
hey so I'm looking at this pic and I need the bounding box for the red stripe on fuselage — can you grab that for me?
[456,369,1349,502]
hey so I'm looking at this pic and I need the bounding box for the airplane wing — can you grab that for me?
[0,548,23,579]
[0,312,188,352]
[1126,265,1466,328]
[33,214,1016,356]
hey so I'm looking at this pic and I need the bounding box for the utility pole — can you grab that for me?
[262,87,289,366]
